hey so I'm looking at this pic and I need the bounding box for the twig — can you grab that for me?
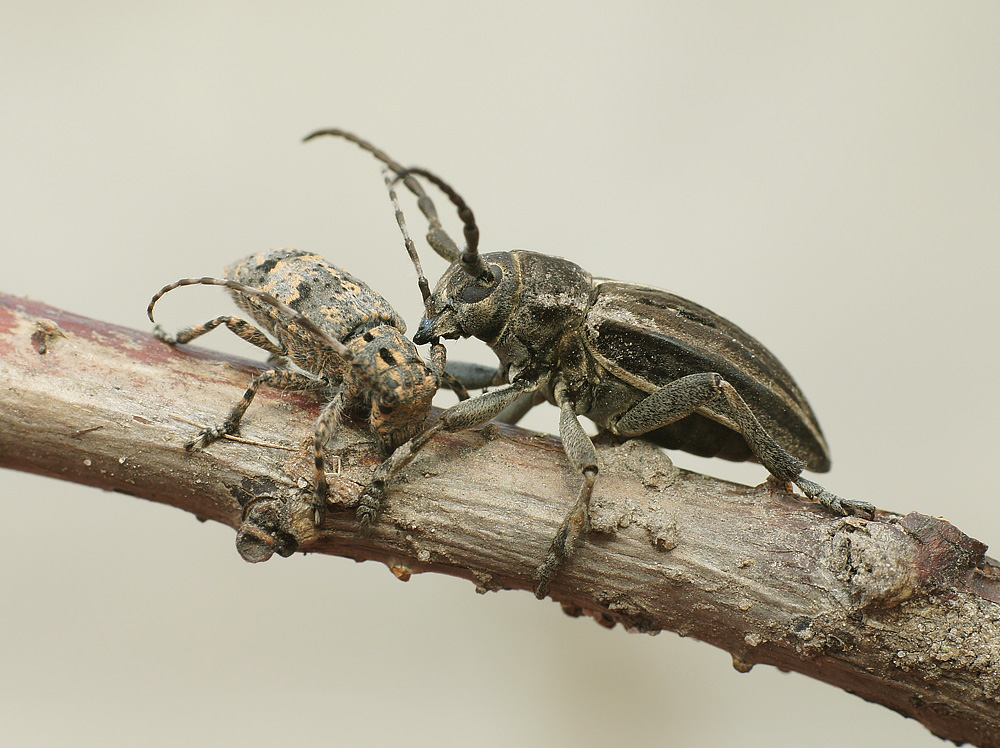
[1,292,999,747]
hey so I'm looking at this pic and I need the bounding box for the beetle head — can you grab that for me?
[414,253,516,346]
[385,166,515,347]
[369,367,437,452]
[352,325,438,452]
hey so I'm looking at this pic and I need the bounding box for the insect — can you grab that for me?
[306,130,877,598]
[147,247,473,525]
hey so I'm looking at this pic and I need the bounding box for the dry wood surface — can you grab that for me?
[2,292,999,747]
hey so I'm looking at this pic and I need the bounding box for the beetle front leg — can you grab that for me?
[534,381,599,600]
[355,380,534,533]
[445,361,542,425]
[425,341,499,402]
[443,359,504,391]
[614,373,875,517]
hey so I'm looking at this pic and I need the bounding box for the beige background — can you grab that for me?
[2,2,998,746]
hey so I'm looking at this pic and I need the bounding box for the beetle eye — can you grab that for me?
[459,266,501,303]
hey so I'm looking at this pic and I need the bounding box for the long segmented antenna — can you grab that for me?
[147,277,353,360]
[402,167,490,283]
[303,129,461,264]
[382,169,431,305]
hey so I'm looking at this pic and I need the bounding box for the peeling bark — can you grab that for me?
[1,292,999,747]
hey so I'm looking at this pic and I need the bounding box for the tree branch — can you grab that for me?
[2,291,999,747]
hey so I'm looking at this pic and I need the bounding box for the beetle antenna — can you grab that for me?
[303,129,461,264]
[382,169,431,305]
[402,166,490,283]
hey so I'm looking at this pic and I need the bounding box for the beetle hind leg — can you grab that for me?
[614,372,875,518]
[154,315,286,358]
[312,389,347,525]
[534,382,600,599]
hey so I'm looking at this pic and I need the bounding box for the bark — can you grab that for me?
[2,292,999,746]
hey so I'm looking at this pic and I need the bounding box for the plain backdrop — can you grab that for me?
[2,2,998,747]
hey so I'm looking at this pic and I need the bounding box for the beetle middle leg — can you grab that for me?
[533,380,599,599]
[613,373,875,517]
[311,386,347,524]
[188,368,325,450]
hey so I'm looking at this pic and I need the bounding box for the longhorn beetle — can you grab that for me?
[305,129,877,598]
[148,247,479,525]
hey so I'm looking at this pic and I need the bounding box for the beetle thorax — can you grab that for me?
[486,251,593,380]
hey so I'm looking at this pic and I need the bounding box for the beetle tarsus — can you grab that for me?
[310,476,329,527]
[795,477,875,518]
[356,483,384,535]
[185,424,230,451]
[534,471,595,599]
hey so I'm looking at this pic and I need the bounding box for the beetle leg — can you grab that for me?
[714,381,875,516]
[443,362,540,425]
[534,381,599,599]
[494,391,544,426]
[312,386,347,525]
[154,315,287,358]
[444,360,505,390]
[614,373,726,438]
[441,360,543,422]
[424,341,487,402]
[614,373,875,517]
[355,380,533,533]
[186,369,324,451]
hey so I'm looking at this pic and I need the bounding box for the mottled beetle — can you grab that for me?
[306,130,877,598]
[147,247,474,524]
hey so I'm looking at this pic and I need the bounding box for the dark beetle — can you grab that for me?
[421,250,830,470]
[305,130,875,598]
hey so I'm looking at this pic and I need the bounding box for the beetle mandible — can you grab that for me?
[305,130,876,598]
[147,247,474,525]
